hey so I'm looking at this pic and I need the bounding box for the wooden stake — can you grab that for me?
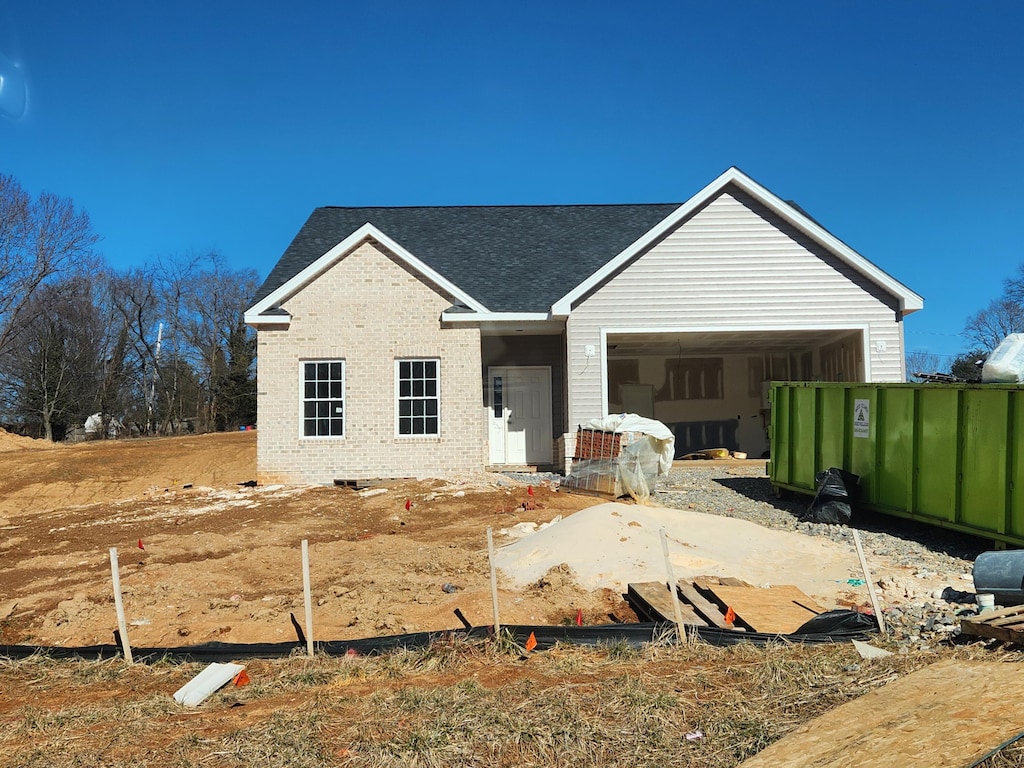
[108,547,133,664]
[486,527,501,633]
[853,530,886,635]
[659,528,687,642]
[302,539,314,657]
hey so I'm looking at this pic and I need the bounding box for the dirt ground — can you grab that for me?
[0,430,621,648]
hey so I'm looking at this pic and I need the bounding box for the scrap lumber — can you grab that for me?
[701,583,826,634]
[738,660,1024,767]
[695,575,751,588]
[960,604,1024,645]
[626,582,707,626]
[680,447,731,460]
[677,579,735,629]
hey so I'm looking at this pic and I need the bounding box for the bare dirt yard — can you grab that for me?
[2,430,1020,767]
[0,430,617,648]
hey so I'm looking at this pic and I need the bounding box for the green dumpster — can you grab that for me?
[768,381,1024,547]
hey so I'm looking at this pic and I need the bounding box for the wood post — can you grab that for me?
[659,528,686,642]
[302,539,314,657]
[108,547,133,664]
[853,530,886,635]
[486,527,501,633]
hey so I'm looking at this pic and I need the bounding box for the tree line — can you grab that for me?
[907,264,1024,382]
[0,174,259,441]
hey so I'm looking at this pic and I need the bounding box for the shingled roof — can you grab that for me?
[251,203,681,313]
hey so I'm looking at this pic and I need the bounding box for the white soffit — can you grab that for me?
[551,167,924,317]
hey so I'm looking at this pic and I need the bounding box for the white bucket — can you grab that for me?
[977,593,996,613]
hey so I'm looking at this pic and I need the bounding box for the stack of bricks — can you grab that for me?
[561,427,632,497]
[573,428,622,461]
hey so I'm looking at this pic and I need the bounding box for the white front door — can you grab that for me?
[488,366,552,465]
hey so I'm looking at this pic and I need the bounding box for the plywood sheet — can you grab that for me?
[739,660,1024,767]
[705,584,824,633]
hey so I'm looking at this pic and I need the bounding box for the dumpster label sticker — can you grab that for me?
[853,399,870,438]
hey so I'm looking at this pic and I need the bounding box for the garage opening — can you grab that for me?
[605,329,864,458]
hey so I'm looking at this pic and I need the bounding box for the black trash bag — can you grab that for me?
[803,467,859,524]
[940,586,975,604]
[793,609,877,635]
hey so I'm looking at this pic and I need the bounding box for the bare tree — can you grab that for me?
[179,252,259,430]
[0,175,100,358]
[109,267,165,432]
[1005,263,1024,306]
[962,298,1024,353]
[905,350,944,382]
[90,270,135,436]
[0,278,102,439]
[107,252,258,435]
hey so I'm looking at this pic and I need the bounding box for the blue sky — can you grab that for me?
[2,2,1021,364]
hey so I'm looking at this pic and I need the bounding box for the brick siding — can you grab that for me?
[255,239,485,484]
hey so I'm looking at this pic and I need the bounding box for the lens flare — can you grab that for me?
[0,52,27,120]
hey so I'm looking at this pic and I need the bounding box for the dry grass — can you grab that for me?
[0,638,1020,767]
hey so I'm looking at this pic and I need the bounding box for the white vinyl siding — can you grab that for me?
[566,189,906,427]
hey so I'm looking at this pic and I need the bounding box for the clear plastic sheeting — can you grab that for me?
[587,414,675,476]
[982,334,1024,383]
[562,414,675,503]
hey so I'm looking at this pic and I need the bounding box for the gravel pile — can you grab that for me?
[504,463,1000,651]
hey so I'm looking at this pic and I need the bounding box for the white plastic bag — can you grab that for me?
[982,334,1024,383]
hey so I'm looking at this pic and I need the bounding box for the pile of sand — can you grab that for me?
[494,502,860,605]
[0,427,52,452]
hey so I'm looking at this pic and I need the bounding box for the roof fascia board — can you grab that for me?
[441,311,552,323]
[244,310,291,327]
[551,167,923,317]
[245,222,489,317]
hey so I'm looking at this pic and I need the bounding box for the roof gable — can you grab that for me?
[245,223,489,323]
[552,168,923,316]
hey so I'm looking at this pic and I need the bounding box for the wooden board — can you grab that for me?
[704,584,825,633]
[961,604,1024,644]
[626,582,707,626]
[739,660,1024,767]
[677,579,735,629]
[695,575,751,588]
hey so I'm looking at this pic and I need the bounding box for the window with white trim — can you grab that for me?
[302,361,345,437]
[397,358,439,436]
